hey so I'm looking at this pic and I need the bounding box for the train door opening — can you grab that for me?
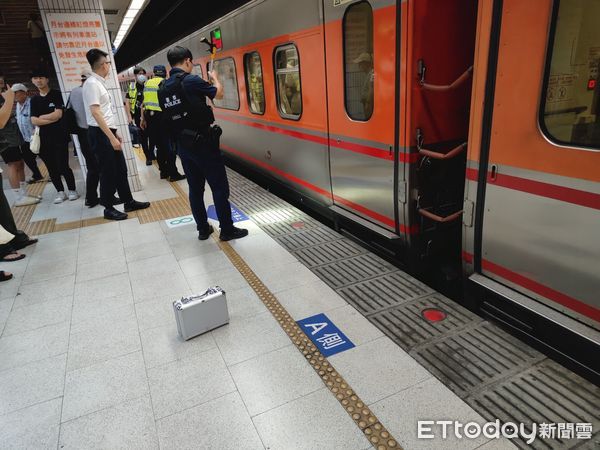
[407,0,478,288]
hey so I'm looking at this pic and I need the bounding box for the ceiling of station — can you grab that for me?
[113,0,251,72]
[100,0,134,39]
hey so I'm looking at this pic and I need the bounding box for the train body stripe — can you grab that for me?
[221,143,417,234]
[466,168,600,210]
[216,114,419,163]
[462,252,600,322]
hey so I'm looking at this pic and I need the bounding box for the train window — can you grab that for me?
[274,44,302,120]
[541,0,600,150]
[343,1,374,121]
[212,57,240,110]
[192,64,203,78]
[244,52,265,115]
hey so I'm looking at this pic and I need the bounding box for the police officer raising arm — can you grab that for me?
[158,46,247,241]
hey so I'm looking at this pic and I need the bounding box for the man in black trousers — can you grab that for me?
[82,48,150,221]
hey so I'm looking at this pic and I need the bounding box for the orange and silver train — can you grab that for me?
[126,0,600,378]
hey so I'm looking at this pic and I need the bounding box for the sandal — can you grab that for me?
[0,252,26,262]
[0,271,13,282]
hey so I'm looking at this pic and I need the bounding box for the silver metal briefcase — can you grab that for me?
[173,287,229,340]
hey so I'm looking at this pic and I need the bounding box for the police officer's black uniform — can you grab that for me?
[159,67,247,241]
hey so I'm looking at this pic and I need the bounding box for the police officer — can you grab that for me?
[158,46,247,241]
[126,67,153,165]
[142,65,185,182]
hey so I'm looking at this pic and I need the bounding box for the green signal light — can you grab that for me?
[213,29,221,39]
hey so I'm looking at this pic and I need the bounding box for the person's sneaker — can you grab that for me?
[168,173,186,182]
[146,160,152,166]
[124,200,151,212]
[159,172,168,180]
[219,227,248,241]
[198,225,214,241]
[14,195,40,207]
[53,192,67,204]
[85,198,100,208]
[68,190,79,201]
[27,176,44,184]
[104,207,128,221]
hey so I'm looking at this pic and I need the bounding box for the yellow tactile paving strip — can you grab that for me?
[10,149,192,234]
[217,238,401,450]
[9,148,401,448]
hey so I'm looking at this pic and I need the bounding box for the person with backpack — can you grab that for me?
[67,71,100,207]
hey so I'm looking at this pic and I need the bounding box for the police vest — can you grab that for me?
[158,72,215,135]
[127,82,137,113]
[143,77,164,112]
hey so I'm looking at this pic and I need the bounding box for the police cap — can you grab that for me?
[153,65,167,77]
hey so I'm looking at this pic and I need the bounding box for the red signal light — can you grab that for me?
[588,78,597,90]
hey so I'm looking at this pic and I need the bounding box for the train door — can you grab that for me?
[474,0,600,329]
[322,0,401,236]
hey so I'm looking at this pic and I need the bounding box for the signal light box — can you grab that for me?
[211,28,223,51]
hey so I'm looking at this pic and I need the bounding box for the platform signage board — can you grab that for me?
[46,13,110,91]
[297,313,355,357]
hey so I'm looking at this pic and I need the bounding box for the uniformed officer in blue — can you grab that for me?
[159,46,248,241]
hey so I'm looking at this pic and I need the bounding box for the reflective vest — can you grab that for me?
[143,77,164,112]
[127,82,137,113]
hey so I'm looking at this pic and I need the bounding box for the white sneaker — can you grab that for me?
[68,190,79,201]
[14,195,41,207]
[54,192,67,204]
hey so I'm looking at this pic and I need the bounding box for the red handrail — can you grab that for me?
[419,142,467,160]
[421,66,473,92]
[418,208,463,223]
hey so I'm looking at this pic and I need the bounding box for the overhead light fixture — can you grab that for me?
[113,0,147,49]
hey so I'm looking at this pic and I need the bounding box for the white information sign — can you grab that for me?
[333,0,355,6]
[165,215,196,229]
[46,13,110,91]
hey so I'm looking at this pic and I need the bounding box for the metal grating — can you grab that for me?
[370,294,481,350]
[411,321,545,396]
[260,216,323,238]
[276,227,343,251]
[294,239,367,267]
[337,271,434,314]
[312,254,397,289]
[224,165,600,450]
[468,360,600,449]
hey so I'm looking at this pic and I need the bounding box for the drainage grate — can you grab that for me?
[245,207,304,225]
[294,239,367,267]
[260,216,323,238]
[337,271,434,315]
[370,294,481,350]
[411,321,545,397]
[276,227,343,251]
[468,360,600,449]
[312,254,397,289]
[225,166,600,450]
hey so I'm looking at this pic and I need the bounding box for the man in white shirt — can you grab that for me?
[83,48,149,220]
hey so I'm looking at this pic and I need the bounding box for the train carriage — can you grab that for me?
[126,0,600,379]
